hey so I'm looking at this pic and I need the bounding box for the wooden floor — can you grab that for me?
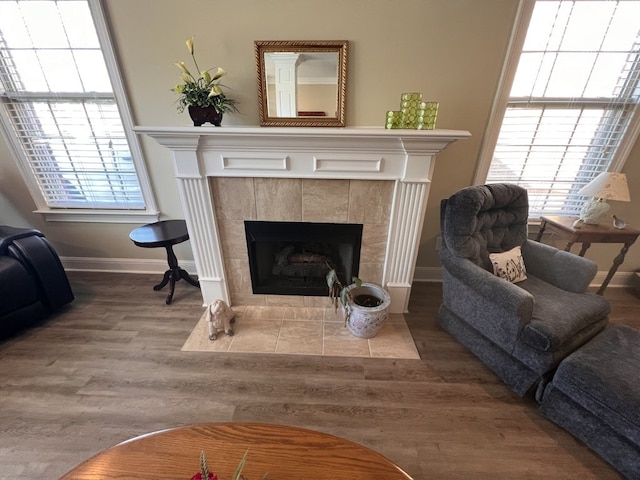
[1,272,638,479]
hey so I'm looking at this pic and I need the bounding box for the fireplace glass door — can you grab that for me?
[245,221,362,296]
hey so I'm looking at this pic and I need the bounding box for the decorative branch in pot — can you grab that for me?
[172,36,239,126]
[326,267,363,322]
[326,265,391,339]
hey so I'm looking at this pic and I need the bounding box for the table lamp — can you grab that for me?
[576,172,630,225]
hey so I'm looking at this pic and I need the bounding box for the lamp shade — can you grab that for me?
[577,172,631,201]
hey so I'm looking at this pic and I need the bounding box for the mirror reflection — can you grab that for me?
[264,51,338,118]
[255,41,348,127]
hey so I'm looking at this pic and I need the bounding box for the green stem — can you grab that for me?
[191,52,202,82]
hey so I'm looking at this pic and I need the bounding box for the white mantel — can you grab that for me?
[135,126,470,312]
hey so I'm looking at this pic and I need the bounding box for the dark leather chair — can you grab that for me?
[0,226,74,337]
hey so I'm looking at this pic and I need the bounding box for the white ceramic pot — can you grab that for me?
[344,282,391,338]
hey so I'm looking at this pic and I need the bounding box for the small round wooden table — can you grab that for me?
[129,219,199,304]
[60,422,414,479]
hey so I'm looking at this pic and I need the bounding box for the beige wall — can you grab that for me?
[1,0,639,279]
[298,84,337,116]
[266,84,336,116]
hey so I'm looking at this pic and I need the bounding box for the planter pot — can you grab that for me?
[188,105,223,127]
[344,282,391,338]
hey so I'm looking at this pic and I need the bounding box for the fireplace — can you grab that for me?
[245,221,362,296]
[137,126,470,312]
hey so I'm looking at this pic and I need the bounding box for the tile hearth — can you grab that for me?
[181,305,420,359]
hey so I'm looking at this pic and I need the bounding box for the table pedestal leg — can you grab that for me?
[153,270,171,291]
[179,269,200,288]
[535,221,547,242]
[597,242,633,295]
[153,245,200,304]
[578,242,591,257]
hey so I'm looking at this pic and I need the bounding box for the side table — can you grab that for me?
[129,219,200,304]
[535,216,640,294]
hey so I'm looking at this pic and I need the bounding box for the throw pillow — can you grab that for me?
[489,246,527,283]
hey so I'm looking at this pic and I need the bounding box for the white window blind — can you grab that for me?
[486,0,640,218]
[0,0,149,212]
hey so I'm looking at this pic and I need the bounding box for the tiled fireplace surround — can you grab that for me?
[137,126,469,313]
[213,176,393,305]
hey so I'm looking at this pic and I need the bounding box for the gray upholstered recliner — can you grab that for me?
[438,184,610,397]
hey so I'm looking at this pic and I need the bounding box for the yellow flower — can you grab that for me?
[210,67,226,81]
[202,70,212,84]
[185,36,194,55]
[181,72,192,84]
[208,85,223,97]
[175,61,191,76]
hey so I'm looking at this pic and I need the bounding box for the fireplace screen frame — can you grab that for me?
[244,220,363,296]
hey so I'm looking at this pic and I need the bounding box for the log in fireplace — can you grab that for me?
[245,221,362,296]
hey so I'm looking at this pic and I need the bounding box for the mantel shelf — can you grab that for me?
[134,125,471,141]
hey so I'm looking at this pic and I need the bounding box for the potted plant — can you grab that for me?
[173,36,239,126]
[326,266,391,339]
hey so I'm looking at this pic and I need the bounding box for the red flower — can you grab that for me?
[190,472,218,480]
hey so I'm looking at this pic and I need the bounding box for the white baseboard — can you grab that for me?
[60,257,632,290]
[60,256,197,275]
[590,270,635,289]
[413,266,635,288]
[412,267,443,282]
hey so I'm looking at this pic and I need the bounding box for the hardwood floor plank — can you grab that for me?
[0,271,635,479]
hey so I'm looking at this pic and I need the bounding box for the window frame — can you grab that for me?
[474,0,640,222]
[0,0,158,223]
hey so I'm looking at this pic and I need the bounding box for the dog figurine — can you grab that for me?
[205,299,235,341]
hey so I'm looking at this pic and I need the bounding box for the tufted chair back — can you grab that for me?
[440,183,529,271]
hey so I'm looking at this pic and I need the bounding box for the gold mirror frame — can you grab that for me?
[255,40,348,127]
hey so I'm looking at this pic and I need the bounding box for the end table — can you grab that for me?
[129,219,200,304]
[535,216,640,295]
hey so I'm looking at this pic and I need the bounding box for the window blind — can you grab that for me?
[0,0,145,210]
[486,0,640,219]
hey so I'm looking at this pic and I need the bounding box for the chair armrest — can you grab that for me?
[0,226,43,253]
[7,234,74,310]
[440,247,534,319]
[521,240,597,293]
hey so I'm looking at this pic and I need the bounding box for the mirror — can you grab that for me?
[255,40,348,127]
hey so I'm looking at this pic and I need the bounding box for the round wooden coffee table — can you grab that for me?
[61,422,413,479]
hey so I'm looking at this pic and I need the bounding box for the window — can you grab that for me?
[0,0,157,222]
[477,0,640,219]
